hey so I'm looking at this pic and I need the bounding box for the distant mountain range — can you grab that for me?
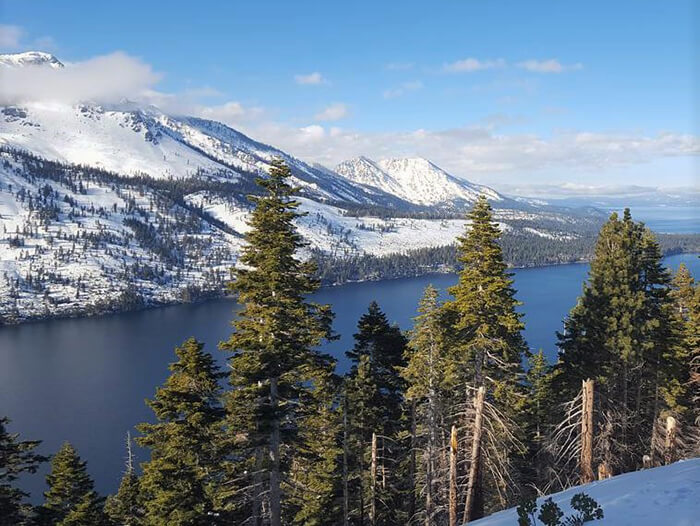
[0,51,638,323]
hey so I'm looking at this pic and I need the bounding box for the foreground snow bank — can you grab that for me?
[471,458,700,526]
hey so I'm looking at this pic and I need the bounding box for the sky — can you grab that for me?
[0,0,698,195]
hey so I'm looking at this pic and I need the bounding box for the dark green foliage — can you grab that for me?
[538,498,564,526]
[104,433,142,526]
[0,417,47,526]
[220,159,338,525]
[344,301,408,525]
[136,338,226,525]
[556,210,682,472]
[443,195,527,517]
[39,442,105,526]
[517,493,603,526]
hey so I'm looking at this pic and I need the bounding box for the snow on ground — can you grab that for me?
[471,459,700,526]
[0,102,229,179]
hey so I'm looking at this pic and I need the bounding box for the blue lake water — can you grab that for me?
[0,253,698,500]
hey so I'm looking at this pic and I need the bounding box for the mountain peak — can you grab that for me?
[337,155,503,206]
[0,51,64,69]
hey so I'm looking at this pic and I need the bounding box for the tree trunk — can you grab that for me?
[370,432,377,526]
[463,386,485,523]
[343,392,350,526]
[581,379,595,484]
[409,400,416,523]
[253,447,263,526]
[449,425,458,526]
[269,376,281,526]
[664,416,678,465]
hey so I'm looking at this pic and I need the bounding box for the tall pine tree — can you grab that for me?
[39,442,105,526]
[401,285,451,525]
[136,338,226,525]
[104,432,142,526]
[0,416,47,526]
[344,301,408,525]
[220,159,338,526]
[556,210,680,472]
[442,195,527,519]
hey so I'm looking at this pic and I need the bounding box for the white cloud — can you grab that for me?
[0,52,162,104]
[0,25,23,50]
[383,80,423,99]
[294,72,325,85]
[517,59,583,73]
[443,58,506,73]
[386,62,414,71]
[244,123,700,184]
[314,103,348,121]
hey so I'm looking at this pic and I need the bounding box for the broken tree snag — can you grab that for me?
[463,385,486,523]
[370,432,377,526]
[664,416,678,465]
[580,379,595,484]
[449,425,458,526]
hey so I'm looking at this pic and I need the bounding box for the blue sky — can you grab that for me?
[1,0,698,193]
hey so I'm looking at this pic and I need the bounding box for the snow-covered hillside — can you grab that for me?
[0,51,64,69]
[336,156,503,206]
[0,51,607,323]
[471,459,700,526]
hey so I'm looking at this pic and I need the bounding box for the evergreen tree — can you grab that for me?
[136,338,225,525]
[220,159,337,526]
[670,263,700,445]
[401,285,451,525]
[556,210,680,472]
[39,442,105,525]
[442,195,527,519]
[0,416,47,526]
[104,432,142,526]
[344,301,408,525]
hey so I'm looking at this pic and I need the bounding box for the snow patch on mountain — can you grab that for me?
[0,51,64,69]
[336,156,503,206]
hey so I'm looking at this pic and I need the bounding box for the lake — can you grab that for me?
[1,253,698,501]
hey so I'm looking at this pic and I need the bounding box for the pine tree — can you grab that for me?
[556,210,680,472]
[344,301,408,525]
[104,432,142,525]
[0,416,47,526]
[136,338,226,525]
[521,350,557,493]
[220,159,337,526]
[442,195,527,519]
[401,285,451,525]
[39,442,105,525]
[670,263,700,451]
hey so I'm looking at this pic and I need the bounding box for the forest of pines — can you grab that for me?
[1,160,698,526]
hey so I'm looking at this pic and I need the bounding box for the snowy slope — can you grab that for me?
[471,459,700,526]
[0,51,64,69]
[336,156,503,206]
[0,51,606,322]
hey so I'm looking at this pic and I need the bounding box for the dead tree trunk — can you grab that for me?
[664,416,678,465]
[581,379,595,484]
[449,425,458,526]
[370,432,377,526]
[463,386,485,523]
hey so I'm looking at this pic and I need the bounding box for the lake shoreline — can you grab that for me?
[1,249,695,328]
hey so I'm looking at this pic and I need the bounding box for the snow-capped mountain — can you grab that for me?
[0,51,606,323]
[0,99,406,208]
[336,156,502,207]
[0,51,64,69]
